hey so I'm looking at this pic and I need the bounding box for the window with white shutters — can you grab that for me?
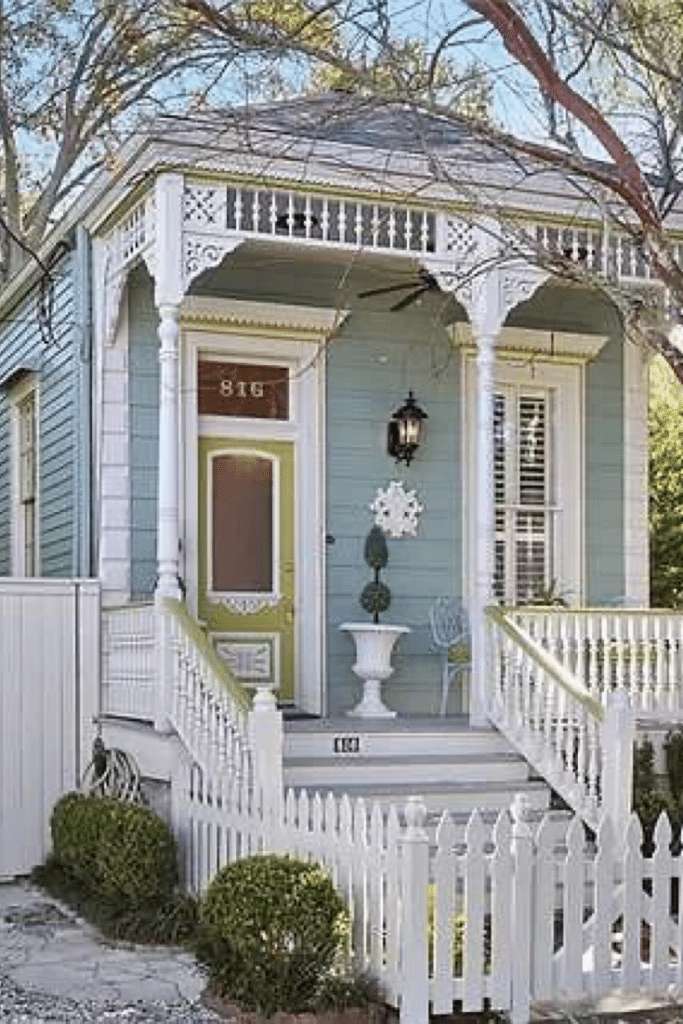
[493,387,556,603]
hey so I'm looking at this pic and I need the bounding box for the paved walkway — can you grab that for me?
[0,882,224,1022]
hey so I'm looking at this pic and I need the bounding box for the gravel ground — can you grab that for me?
[0,973,224,1022]
[0,883,227,1024]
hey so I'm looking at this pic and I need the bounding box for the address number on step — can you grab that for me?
[333,736,361,754]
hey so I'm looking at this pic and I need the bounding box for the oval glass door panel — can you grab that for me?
[198,437,295,704]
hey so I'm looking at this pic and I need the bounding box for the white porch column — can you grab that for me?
[470,328,497,725]
[154,173,184,602]
[156,303,181,599]
[429,222,549,727]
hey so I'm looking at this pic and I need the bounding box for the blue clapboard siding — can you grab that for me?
[128,269,159,598]
[0,248,84,577]
[325,307,461,715]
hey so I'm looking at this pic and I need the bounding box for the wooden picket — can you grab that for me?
[172,758,683,1024]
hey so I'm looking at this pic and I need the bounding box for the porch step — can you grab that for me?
[285,752,531,787]
[284,716,517,759]
[283,716,553,820]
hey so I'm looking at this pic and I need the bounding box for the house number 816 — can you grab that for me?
[219,380,265,398]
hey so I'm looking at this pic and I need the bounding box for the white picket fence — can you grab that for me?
[171,751,683,1024]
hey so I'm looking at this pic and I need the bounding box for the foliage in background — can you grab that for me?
[196,854,374,1016]
[650,356,683,607]
[632,728,683,852]
[34,792,196,945]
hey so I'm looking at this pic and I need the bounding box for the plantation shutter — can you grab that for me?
[493,388,554,603]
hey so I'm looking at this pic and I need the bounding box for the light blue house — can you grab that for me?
[0,98,657,858]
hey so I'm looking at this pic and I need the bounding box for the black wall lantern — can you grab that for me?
[387,391,428,465]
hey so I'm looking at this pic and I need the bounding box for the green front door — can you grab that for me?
[198,436,296,703]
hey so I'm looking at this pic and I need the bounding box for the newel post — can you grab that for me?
[510,793,534,1024]
[399,796,429,1024]
[601,690,635,838]
[248,684,284,848]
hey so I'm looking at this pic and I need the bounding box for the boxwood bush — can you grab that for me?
[196,854,350,1016]
[51,793,178,902]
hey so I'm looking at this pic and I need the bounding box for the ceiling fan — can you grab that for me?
[357,267,442,311]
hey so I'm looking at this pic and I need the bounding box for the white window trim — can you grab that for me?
[180,298,328,715]
[462,350,585,609]
[10,374,39,577]
[206,447,281,610]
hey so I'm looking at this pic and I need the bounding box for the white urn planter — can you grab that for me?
[339,622,410,718]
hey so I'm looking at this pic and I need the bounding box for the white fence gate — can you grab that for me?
[0,579,100,877]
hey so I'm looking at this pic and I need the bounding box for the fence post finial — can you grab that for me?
[399,797,429,1024]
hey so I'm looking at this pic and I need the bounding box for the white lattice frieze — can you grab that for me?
[183,234,244,288]
[371,481,423,538]
[183,183,226,227]
[215,640,272,681]
[444,216,476,261]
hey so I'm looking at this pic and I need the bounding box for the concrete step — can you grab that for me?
[284,716,518,760]
[284,751,531,788]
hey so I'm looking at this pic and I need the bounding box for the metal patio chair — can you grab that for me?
[428,597,471,717]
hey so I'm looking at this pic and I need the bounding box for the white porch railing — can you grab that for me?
[485,605,634,832]
[101,603,156,722]
[510,607,683,719]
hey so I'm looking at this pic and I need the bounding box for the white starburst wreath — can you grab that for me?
[370,481,424,538]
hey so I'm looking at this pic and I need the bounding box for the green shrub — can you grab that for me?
[196,854,350,1016]
[51,793,109,886]
[96,800,178,902]
[50,793,178,901]
[32,856,197,946]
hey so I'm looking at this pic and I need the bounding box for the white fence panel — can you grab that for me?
[173,761,683,1024]
[0,578,99,877]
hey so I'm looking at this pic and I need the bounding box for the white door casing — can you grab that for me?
[181,297,336,715]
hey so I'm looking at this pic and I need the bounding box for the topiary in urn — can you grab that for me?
[359,525,391,624]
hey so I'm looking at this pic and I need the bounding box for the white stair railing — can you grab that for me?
[510,607,683,719]
[160,599,253,784]
[485,606,634,833]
